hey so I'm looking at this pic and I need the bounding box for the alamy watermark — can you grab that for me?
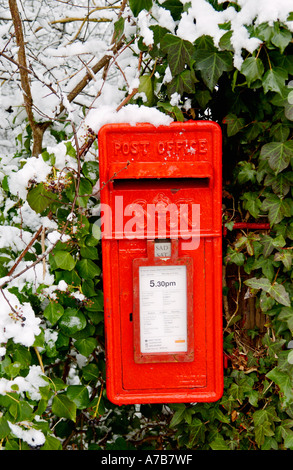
[92,196,200,250]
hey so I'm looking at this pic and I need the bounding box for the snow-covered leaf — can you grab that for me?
[161,34,194,75]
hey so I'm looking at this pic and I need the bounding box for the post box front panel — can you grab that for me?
[99,121,223,404]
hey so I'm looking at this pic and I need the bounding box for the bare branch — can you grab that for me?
[8,0,50,155]
[7,225,44,277]
[58,37,124,115]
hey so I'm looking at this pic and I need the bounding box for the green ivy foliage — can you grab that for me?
[0,0,293,451]
[118,0,293,450]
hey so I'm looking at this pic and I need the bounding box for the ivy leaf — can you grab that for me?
[253,410,275,446]
[188,418,206,446]
[194,49,233,91]
[129,0,152,16]
[259,291,275,312]
[268,283,291,307]
[278,307,293,333]
[245,277,290,306]
[161,34,194,75]
[263,68,287,94]
[82,363,99,382]
[223,113,245,137]
[274,250,292,270]
[261,234,286,258]
[138,75,154,106]
[262,194,292,225]
[76,258,101,279]
[53,251,76,271]
[241,192,261,218]
[52,394,76,422]
[264,172,291,197]
[210,435,230,450]
[283,430,293,450]
[219,30,234,51]
[260,141,293,174]
[149,25,169,56]
[113,16,125,43]
[82,161,99,182]
[27,183,55,213]
[43,302,64,325]
[75,337,98,357]
[161,0,184,21]
[66,385,90,410]
[241,57,264,86]
[237,163,257,184]
[271,27,292,53]
[195,89,211,108]
[64,141,76,158]
[41,435,62,450]
[59,308,87,336]
[80,246,99,260]
[285,102,293,121]
[170,405,186,427]
[77,178,93,208]
[269,123,290,143]
[245,277,271,291]
[225,247,245,266]
[0,416,11,439]
[167,69,197,97]
[266,368,293,408]
[252,256,275,282]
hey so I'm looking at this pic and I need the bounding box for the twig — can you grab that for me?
[116,87,138,112]
[7,225,43,277]
[0,287,17,313]
[8,0,50,155]
[222,265,230,321]
[34,346,45,374]
[41,226,46,280]
[59,38,124,116]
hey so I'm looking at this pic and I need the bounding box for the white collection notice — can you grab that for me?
[139,265,188,354]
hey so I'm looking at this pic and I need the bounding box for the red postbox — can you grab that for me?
[98,120,223,404]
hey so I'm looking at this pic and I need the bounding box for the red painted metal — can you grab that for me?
[98,121,223,405]
[223,222,270,237]
[133,239,194,364]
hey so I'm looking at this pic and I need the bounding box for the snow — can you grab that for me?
[0,289,41,351]
[44,328,58,349]
[8,157,52,200]
[177,0,235,45]
[12,201,58,232]
[152,4,176,34]
[137,11,154,46]
[0,226,35,252]
[177,0,293,68]
[170,92,181,107]
[47,39,110,58]
[83,104,173,137]
[8,422,46,448]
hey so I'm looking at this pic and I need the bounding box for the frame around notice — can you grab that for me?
[132,239,194,364]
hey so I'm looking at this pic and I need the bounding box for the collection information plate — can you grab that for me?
[139,265,187,354]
